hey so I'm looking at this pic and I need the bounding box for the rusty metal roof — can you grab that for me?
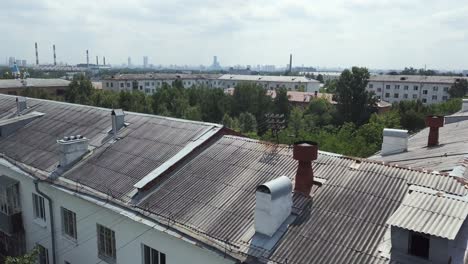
[136,135,467,264]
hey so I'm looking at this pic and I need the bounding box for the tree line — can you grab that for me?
[18,68,464,157]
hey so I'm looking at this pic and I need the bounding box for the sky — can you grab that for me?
[1,0,468,70]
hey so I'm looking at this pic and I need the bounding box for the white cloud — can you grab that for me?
[1,0,468,69]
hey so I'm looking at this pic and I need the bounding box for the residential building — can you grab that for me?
[0,95,467,264]
[217,74,320,92]
[0,78,70,96]
[367,75,468,104]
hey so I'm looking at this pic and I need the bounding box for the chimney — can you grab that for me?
[16,97,27,115]
[57,135,89,168]
[289,54,292,72]
[381,128,408,156]
[35,42,39,65]
[96,56,99,66]
[255,176,292,237]
[462,99,468,112]
[111,109,125,138]
[103,56,106,66]
[293,141,318,195]
[425,116,444,147]
[53,44,56,66]
[86,50,89,68]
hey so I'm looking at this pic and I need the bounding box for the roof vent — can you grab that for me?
[425,116,444,147]
[111,109,125,138]
[57,135,89,169]
[462,99,468,112]
[293,141,318,195]
[255,176,292,237]
[381,128,408,156]
[16,97,27,115]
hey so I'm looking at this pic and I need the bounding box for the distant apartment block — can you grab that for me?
[0,78,70,96]
[366,75,468,104]
[102,73,320,94]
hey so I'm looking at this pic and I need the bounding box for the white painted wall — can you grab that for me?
[0,160,235,264]
[367,81,451,104]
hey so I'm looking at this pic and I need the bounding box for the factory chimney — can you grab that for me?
[289,54,292,72]
[103,56,106,66]
[35,42,39,65]
[53,44,56,66]
[96,56,99,66]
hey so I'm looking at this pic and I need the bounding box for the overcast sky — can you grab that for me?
[1,0,468,69]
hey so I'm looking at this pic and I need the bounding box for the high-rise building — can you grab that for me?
[128,57,132,67]
[210,56,221,70]
[143,56,148,68]
[8,57,15,66]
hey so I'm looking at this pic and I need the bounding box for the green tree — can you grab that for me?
[65,74,93,104]
[273,88,291,119]
[316,74,324,83]
[448,79,468,98]
[306,98,336,127]
[335,67,375,124]
[238,112,257,133]
[5,247,39,264]
[183,105,202,121]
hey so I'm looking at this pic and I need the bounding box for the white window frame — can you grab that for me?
[37,244,49,264]
[142,244,166,264]
[97,224,116,263]
[33,193,46,221]
[61,207,77,240]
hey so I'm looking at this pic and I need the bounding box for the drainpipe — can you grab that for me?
[34,180,56,264]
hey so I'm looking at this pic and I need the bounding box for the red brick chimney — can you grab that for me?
[293,141,318,195]
[425,116,444,147]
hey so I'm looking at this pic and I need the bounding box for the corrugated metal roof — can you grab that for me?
[218,74,318,83]
[103,73,222,81]
[370,117,468,172]
[0,78,70,89]
[387,189,468,240]
[136,135,467,264]
[369,75,468,84]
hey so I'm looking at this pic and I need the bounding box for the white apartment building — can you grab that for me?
[367,75,467,104]
[102,73,320,94]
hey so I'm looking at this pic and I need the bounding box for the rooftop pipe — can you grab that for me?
[425,116,444,147]
[293,141,318,195]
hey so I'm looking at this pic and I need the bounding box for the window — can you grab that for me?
[151,82,154,86]
[432,95,437,100]
[385,93,390,98]
[377,88,382,92]
[394,93,399,98]
[404,85,409,90]
[0,181,20,215]
[385,85,390,89]
[97,224,116,263]
[143,244,166,264]
[395,85,400,89]
[126,83,131,88]
[110,83,113,88]
[404,94,408,99]
[376,96,381,99]
[106,82,109,88]
[412,94,417,99]
[145,88,150,93]
[37,244,49,264]
[369,84,373,88]
[33,194,46,221]
[422,98,427,103]
[443,87,449,92]
[120,83,124,88]
[423,90,428,95]
[61,208,77,240]
[413,85,418,90]
[433,86,438,91]
[409,232,429,259]
[442,96,448,101]
[145,82,150,86]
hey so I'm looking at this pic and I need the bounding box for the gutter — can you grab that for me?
[34,179,56,264]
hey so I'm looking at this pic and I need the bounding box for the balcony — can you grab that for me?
[0,211,23,235]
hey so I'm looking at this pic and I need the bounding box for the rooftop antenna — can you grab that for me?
[35,42,39,65]
[53,44,57,66]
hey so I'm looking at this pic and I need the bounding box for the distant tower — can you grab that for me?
[53,44,57,66]
[35,42,39,65]
[103,56,106,66]
[96,56,99,66]
[213,56,218,65]
[289,54,292,72]
[143,56,148,68]
[86,50,89,68]
[128,57,131,67]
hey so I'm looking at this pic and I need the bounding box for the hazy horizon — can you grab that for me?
[2,0,468,70]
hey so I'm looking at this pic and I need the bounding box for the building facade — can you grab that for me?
[0,78,70,96]
[366,75,467,104]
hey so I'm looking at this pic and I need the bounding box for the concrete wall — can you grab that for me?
[367,81,451,104]
[0,160,235,264]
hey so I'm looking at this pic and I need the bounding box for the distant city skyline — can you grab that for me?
[2,0,468,70]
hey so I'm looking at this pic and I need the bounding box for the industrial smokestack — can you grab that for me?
[103,56,106,66]
[425,116,444,147]
[53,44,56,66]
[96,56,99,66]
[289,54,292,72]
[293,141,318,195]
[86,50,89,68]
[35,42,39,65]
